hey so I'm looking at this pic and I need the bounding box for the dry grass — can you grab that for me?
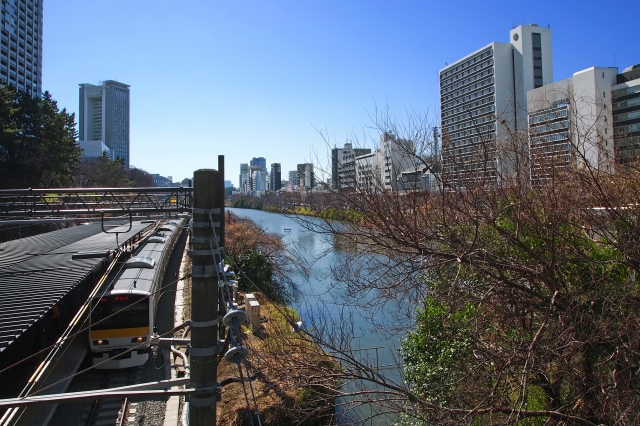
[181,230,337,425]
[216,293,338,426]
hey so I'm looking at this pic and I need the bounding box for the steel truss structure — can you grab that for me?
[0,187,193,218]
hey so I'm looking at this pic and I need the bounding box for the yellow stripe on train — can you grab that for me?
[90,327,150,339]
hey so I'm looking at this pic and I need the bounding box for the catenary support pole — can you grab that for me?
[190,168,223,426]
[217,156,227,341]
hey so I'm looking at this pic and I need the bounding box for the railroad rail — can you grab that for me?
[0,187,193,218]
[81,367,140,426]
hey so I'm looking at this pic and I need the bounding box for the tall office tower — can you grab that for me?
[613,64,640,165]
[288,170,297,187]
[250,157,267,172]
[250,166,266,193]
[239,163,249,193]
[439,24,552,187]
[0,0,42,97]
[331,142,371,191]
[527,67,617,185]
[79,80,131,166]
[270,163,281,191]
[297,163,315,189]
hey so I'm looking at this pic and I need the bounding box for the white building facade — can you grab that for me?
[79,80,131,166]
[612,65,640,165]
[527,67,617,184]
[439,25,553,188]
[77,140,112,159]
[380,132,416,191]
[331,142,371,191]
[355,150,384,191]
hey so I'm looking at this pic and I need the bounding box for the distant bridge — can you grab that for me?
[0,187,193,218]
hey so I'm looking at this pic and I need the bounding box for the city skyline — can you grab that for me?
[41,1,638,186]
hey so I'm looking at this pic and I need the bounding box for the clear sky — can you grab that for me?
[43,0,638,187]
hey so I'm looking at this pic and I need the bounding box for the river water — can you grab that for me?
[228,208,409,425]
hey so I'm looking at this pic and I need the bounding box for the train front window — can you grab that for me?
[91,295,149,330]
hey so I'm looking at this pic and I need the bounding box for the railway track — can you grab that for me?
[46,361,143,426]
[9,221,189,426]
[81,367,141,426]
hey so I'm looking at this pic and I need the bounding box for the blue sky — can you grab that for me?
[44,0,638,186]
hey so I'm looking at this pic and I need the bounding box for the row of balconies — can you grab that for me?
[441,65,494,96]
[440,48,493,79]
[441,77,495,111]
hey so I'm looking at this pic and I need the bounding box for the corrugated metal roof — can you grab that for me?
[0,221,153,352]
[0,223,104,269]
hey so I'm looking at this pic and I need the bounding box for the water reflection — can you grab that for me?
[228,208,410,425]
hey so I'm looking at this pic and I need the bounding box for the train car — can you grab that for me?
[89,217,187,369]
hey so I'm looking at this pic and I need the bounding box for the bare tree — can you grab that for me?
[267,97,640,425]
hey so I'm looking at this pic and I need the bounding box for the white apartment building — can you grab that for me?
[331,142,371,191]
[353,132,417,191]
[79,80,131,166]
[355,150,384,191]
[439,24,553,188]
[0,0,42,97]
[380,132,416,191]
[527,67,617,184]
[612,65,640,165]
[296,163,315,189]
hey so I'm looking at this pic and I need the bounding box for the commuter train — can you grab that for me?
[89,217,187,369]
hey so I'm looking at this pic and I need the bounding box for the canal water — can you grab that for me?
[228,208,409,425]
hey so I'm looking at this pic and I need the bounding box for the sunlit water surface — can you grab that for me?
[229,208,412,425]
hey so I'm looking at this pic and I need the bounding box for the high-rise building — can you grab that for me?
[270,163,281,191]
[288,170,297,187]
[239,164,249,193]
[297,163,315,189]
[251,166,267,194]
[355,151,383,191]
[527,67,617,185]
[439,24,553,187]
[380,132,416,191]
[79,80,131,166]
[331,142,371,191]
[250,157,267,172]
[0,0,42,98]
[613,65,640,165]
[527,63,640,182]
[352,133,415,191]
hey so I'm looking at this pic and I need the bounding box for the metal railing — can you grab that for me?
[0,187,193,218]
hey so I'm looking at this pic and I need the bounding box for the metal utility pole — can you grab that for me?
[190,166,224,425]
